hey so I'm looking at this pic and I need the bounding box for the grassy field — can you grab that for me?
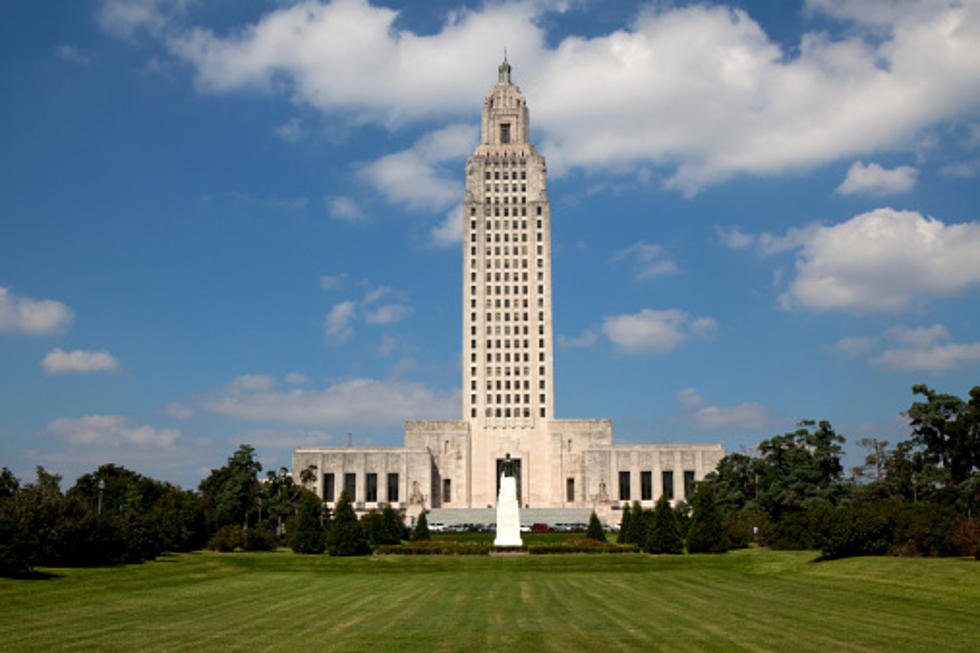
[1,548,977,651]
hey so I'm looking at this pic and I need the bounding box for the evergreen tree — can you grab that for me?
[411,511,430,541]
[687,483,730,553]
[618,502,632,543]
[289,495,325,554]
[382,505,408,543]
[585,511,606,543]
[647,494,683,554]
[627,500,647,545]
[326,489,369,556]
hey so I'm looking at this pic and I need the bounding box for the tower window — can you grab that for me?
[500,123,511,144]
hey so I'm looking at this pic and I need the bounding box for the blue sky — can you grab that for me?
[2,0,979,489]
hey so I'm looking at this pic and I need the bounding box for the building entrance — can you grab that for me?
[496,457,522,506]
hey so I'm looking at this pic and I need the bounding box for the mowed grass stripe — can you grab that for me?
[2,550,978,651]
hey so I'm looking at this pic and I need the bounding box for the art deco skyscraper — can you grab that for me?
[462,57,554,430]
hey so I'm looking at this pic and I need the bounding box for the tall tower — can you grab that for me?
[462,58,554,431]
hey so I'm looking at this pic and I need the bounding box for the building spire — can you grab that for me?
[498,51,511,84]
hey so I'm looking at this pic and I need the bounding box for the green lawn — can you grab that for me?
[1,548,977,651]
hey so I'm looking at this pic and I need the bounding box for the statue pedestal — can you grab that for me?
[493,475,522,547]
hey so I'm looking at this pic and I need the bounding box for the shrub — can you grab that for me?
[327,490,370,556]
[289,497,325,554]
[208,525,244,552]
[953,518,980,559]
[686,484,730,554]
[821,505,892,559]
[647,495,683,554]
[528,538,638,554]
[411,512,430,542]
[375,540,492,555]
[585,511,606,543]
[243,527,278,551]
[618,503,632,544]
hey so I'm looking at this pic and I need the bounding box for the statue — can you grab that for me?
[597,480,609,502]
[408,480,423,505]
[500,452,516,477]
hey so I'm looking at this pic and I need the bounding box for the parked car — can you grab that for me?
[519,524,531,532]
[429,522,446,532]
[531,523,554,532]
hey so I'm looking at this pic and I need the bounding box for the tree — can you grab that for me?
[290,495,325,554]
[686,483,730,553]
[585,511,606,543]
[410,511,430,541]
[326,489,369,556]
[627,500,647,546]
[382,505,408,544]
[647,494,684,554]
[907,384,980,485]
[199,445,263,532]
[618,502,632,543]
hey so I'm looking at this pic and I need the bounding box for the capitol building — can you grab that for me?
[293,60,723,523]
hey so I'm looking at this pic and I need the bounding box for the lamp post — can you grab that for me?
[97,478,105,516]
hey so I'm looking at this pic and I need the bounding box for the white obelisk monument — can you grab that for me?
[494,456,522,546]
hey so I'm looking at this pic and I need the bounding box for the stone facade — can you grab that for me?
[292,60,724,523]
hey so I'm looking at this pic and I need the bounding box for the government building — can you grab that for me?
[293,59,723,524]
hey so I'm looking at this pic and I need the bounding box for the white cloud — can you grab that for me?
[226,374,277,393]
[940,161,979,178]
[779,208,980,311]
[674,387,771,430]
[359,124,476,210]
[0,287,74,335]
[884,324,950,348]
[431,204,463,247]
[56,44,93,65]
[363,303,412,324]
[715,226,755,250]
[319,273,346,291]
[286,372,308,385]
[224,428,336,449]
[157,1,979,193]
[100,0,195,38]
[611,242,678,279]
[826,335,878,359]
[45,415,179,448]
[163,402,193,419]
[324,300,356,342]
[836,161,918,195]
[558,329,598,348]
[274,117,302,142]
[377,335,396,357]
[871,342,980,371]
[602,308,716,353]
[205,377,458,427]
[326,195,365,222]
[41,348,120,374]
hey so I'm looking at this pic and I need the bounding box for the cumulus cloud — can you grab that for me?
[431,204,463,247]
[602,308,716,353]
[324,300,356,343]
[0,287,74,335]
[226,374,277,393]
[41,348,120,374]
[674,388,771,430]
[611,242,678,279]
[830,323,980,372]
[100,0,195,38]
[781,209,980,311]
[56,44,93,65]
[359,124,476,210]
[163,402,193,419]
[157,0,980,193]
[286,372,308,385]
[205,377,458,426]
[326,195,365,222]
[558,329,598,348]
[940,161,979,178]
[274,117,302,143]
[836,161,918,195]
[319,273,346,291]
[45,415,179,448]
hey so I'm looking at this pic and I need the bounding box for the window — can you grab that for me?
[443,478,451,503]
[344,473,356,501]
[662,471,674,501]
[500,123,511,143]
[323,473,335,502]
[641,471,652,501]
[619,471,631,501]
[387,473,399,502]
[684,470,696,500]
[366,473,377,502]
[566,477,575,503]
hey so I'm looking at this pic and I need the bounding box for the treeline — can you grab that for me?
[702,384,980,559]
